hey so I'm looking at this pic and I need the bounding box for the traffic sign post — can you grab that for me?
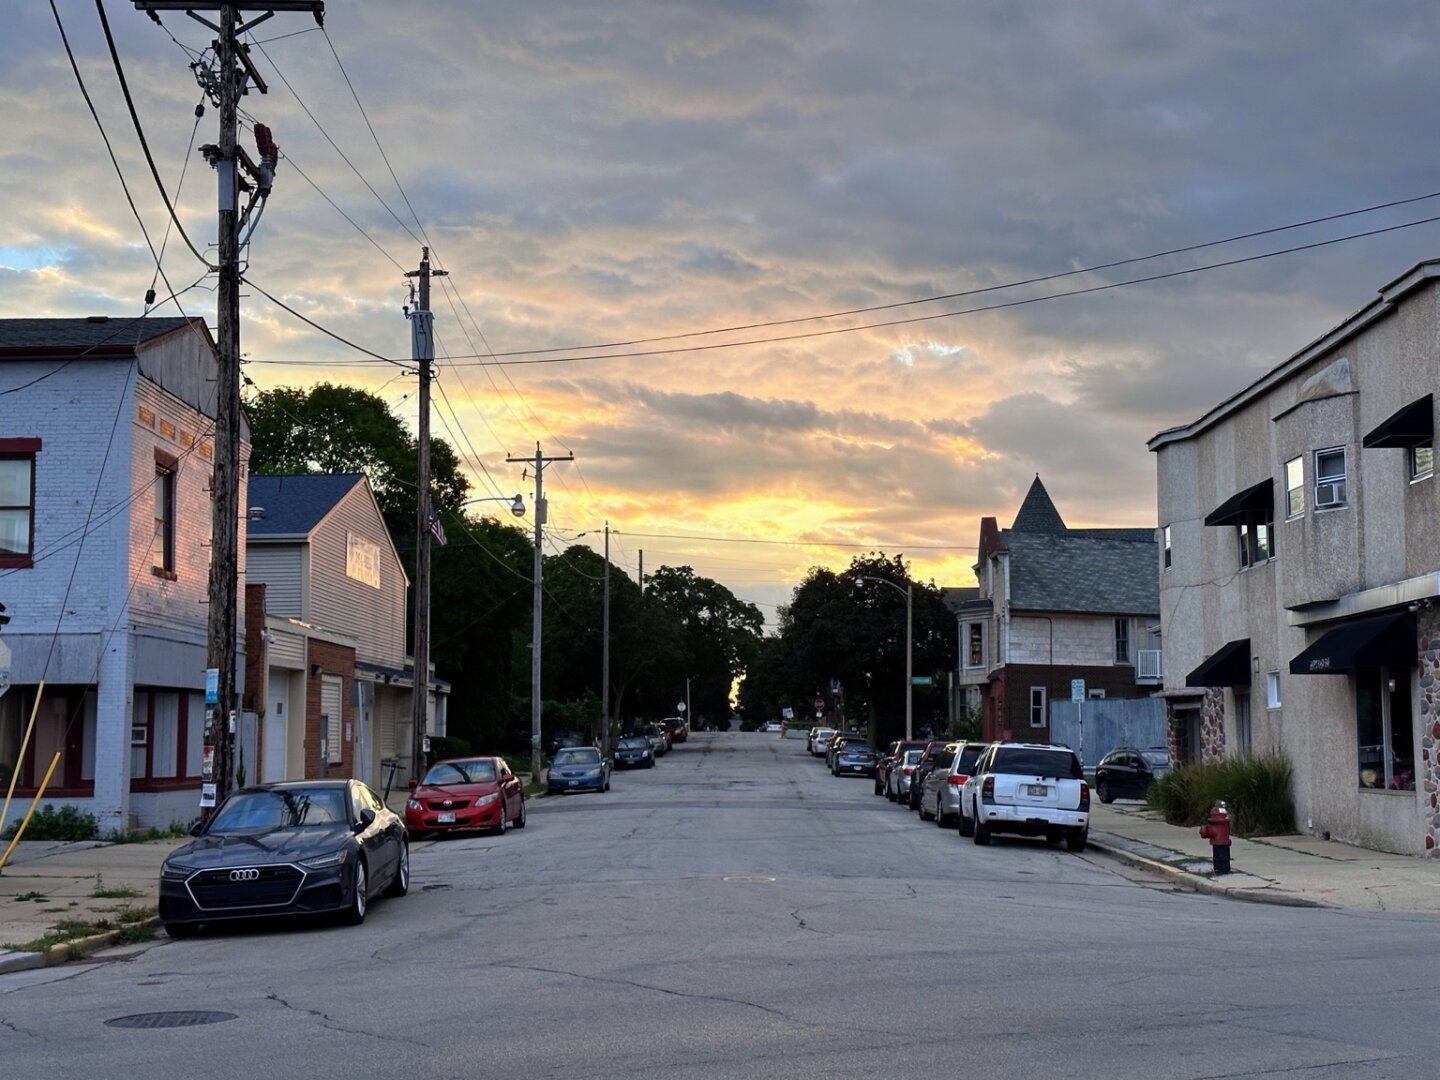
[1070,679,1086,767]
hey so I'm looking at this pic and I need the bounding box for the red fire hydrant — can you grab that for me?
[1198,800,1232,875]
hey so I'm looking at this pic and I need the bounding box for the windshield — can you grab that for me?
[1140,750,1171,769]
[815,729,835,740]
[554,748,601,766]
[931,751,955,768]
[992,747,1083,779]
[422,759,496,785]
[209,788,349,831]
[617,737,648,749]
[901,750,923,765]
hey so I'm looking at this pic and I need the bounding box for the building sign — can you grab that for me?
[345,532,381,589]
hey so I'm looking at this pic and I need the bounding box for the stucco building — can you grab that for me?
[1151,258,1440,856]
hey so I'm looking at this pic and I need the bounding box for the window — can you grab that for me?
[0,444,38,566]
[1266,671,1281,709]
[967,623,983,667]
[1234,691,1252,755]
[1028,686,1046,728]
[151,465,175,573]
[1114,618,1130,664]
[1410,443,1434,482]
[1238,518,1273,568]
[1356,669,1414,791]
[1315,447,1347,509]
[1162,525,1172,570]
[1285,457,1304,518]
[129,690,197,786]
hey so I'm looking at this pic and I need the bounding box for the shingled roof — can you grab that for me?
[0,317,198,353]
[247,474,365,538]
[1011,475,1068,534]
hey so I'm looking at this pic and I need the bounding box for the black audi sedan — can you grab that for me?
[158,779,408,938]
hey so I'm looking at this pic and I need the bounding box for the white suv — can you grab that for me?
[958,742,1090,851]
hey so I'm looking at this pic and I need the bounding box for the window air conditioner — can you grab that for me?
[1315,481,1345,508]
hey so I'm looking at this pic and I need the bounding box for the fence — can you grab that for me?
[1050,697,1166,769]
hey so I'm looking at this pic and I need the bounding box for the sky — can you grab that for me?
[6,2,1440,626]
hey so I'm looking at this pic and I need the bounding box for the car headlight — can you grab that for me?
[406,799,422,811]
[476,792,499,807]
[161,862,195,880]
[300,849,350,870]
[586,767,603,777]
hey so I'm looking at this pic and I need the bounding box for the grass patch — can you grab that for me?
[14,891,49,903]
[104,820,193,844]
[90,875,143,900]
[3,906,156,954]
[1148,753,1297,837]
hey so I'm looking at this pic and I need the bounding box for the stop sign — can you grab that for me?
[813,697,824,711]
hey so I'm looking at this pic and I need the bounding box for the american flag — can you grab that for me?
[428,508,447,547]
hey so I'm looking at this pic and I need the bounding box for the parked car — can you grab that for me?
[614,734,655,769]
[908,741,954,811]
[921,741,989,827]
[547,746,611,793]
[808,727,837,756]
[1094,747,1170,803]
[158,779,408,937]
[825,732,862,771]
[405,756,527,838]
[763,720,783,733]
[875,739,930,795]
[832,742,879,778]
[665,717,688,743]
[638,723,669,757]
[886,749,925,802]
[959,742,1090,851]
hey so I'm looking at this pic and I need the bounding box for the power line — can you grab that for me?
[240,276,411,366]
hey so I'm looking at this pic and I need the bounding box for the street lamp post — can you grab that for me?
[462,494,527,517]
[855,576,913,740]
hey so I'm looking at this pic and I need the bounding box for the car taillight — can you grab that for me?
[1079,783,1091,811]
[947,774,968,787]
[981,776,994,801]
[902,767,914,776]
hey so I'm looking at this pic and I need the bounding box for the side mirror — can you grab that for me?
[354,807,376,833]
[408,778,418,791]
[189,821,205,837]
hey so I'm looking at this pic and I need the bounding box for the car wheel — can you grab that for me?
[494,805,509,836]
[1097,778,1114,804]
[958,807,975,837]
[384,842,410,897]
[513,797,527,829]
[919,798,934,821]
[343,858,368,925]
[1066,827,1088,853]
[163,921,197,939]
[1045,830,1063,845]
[972,802,991,846]
[887,786,897,802]
[873,780,883,796]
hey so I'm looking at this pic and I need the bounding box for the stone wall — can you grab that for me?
[1199,688,1226,762]
[1419,607,1440,856]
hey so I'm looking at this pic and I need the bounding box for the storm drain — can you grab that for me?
[105,1011,237,1030]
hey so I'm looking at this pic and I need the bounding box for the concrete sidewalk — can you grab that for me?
[1089,802,1440,913]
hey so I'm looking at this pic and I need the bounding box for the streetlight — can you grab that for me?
[855,575,913,740]
[462,494,526,517]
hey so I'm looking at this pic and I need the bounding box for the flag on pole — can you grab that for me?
[428,506,447,547]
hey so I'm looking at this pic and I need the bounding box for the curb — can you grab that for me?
[1087,837,1329,909]
[1,917,163,974]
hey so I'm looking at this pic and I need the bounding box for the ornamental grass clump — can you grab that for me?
[1148,753,1297,837]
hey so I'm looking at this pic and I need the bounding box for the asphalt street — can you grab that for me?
[3,732,1438,1078]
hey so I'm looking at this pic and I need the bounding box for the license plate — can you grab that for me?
[1027,784,1048,796]
[437,812,456,823]
[568,780,579,787]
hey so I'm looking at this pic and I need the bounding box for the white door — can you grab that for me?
[264,673,289,782]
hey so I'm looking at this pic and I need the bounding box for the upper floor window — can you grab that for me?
[152,465,176,574]
[1162,525,1172,570]
[1238,518,1273,568]
[1028,686,1046,728]
[967,623,983,667]
[1284,456,1304,518]
[0,442,39,568]
[1410,443,1434,482]
[1114,618,1130,664]
[1314,447,1347,509]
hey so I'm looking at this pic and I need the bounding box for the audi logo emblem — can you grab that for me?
[229,868,260,882]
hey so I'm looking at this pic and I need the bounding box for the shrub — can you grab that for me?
[1147,753,1297,837]
[1,804,99,842]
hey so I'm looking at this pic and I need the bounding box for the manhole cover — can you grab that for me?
[722,875,776,884]
[106,1011,237,1030]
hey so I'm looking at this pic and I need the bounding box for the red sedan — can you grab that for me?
[405,756,527,838]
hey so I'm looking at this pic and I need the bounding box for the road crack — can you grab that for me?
[491,962,798,1021]
[265,990,428,1047]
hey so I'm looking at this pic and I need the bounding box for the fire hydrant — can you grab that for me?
[1198,800,1232,875]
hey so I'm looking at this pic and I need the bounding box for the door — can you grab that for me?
[263,673,288,782]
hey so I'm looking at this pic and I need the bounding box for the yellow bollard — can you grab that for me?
[0,751,62,873]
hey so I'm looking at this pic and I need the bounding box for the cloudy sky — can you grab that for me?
[7,2,1440,623]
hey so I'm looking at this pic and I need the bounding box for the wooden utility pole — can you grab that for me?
[135,1,324,811]
[601,521,610,757]
[506,444,573,781]
[406,248,444,784]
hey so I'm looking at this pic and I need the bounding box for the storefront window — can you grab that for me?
[1356,669,1414,790]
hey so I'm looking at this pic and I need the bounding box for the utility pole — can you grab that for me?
[601,521,610,757]
[638,550,644,596]
[506,444,573,781]
[136,1,324,812]
[406,248,444,784]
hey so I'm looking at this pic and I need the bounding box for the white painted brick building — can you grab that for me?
[0,317,247,832]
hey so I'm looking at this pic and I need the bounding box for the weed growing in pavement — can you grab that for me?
[103,820,192,844]
[3,906,157,954]
[89,874,143,899]
[1,805,98,842]
[1148,753,1297,836]
[14,891,48,903]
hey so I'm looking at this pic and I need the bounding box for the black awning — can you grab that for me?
[1203,479,1274,527]
[1362,394,1433,449]
[1289,610,1416,675]
[1186,638,1252,688]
